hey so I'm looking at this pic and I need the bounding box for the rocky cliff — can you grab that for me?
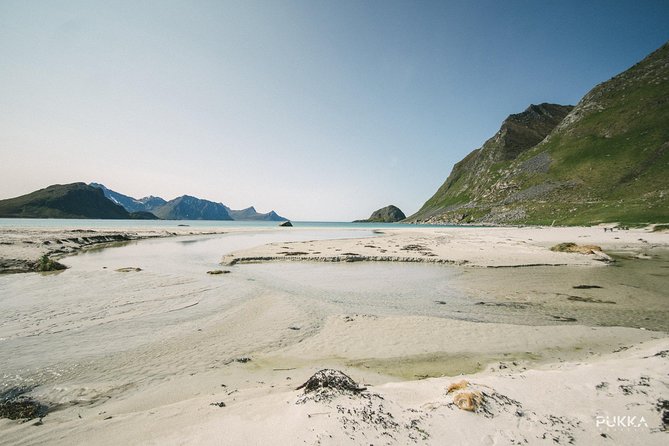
[410,41,669,225]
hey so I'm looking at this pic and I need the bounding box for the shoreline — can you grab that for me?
[0,227,235,273]
[2,223,666,272]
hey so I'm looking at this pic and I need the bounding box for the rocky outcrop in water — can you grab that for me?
[355,205,406,223]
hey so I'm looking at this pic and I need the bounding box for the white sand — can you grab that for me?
[0,224,667,445]
[222,225,668,267]
[151,337,669,445]
[3,335,666,445]
[0,226,231,273]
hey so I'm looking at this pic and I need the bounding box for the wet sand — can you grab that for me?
[0,226,228,273]
[0,225,668,444]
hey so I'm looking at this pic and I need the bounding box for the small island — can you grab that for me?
[354,205,406,223]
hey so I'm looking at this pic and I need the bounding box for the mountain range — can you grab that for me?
[90,183,287,221]
[0,182,287,221]
[408,41,669,225]
[1,42,666,225]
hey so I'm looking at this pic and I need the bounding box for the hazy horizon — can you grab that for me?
[1,0,668,220]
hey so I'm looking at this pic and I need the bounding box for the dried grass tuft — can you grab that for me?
[453,391,484,412]
[446,380,469,394]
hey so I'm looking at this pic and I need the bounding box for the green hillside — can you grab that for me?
[410,42,669,225]
[0,183,155,219]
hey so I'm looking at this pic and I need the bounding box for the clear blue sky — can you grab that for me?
[1,0,668,220]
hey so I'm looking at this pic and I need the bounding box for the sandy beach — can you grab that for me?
[221,225,668,267]
[1,224,668,445]
[0,225,232,273]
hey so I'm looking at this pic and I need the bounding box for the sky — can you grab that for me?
[1,1,668,221]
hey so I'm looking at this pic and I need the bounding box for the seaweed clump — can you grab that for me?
[550,242,603,254]
[34,255,66,272]
[296,369,366,403]
[0,387,49,421]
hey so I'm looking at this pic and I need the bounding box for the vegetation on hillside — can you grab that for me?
[0,183,157,219]
[410,42,669,225]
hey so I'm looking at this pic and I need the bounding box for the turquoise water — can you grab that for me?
[0,218,456,230]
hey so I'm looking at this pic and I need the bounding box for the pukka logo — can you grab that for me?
[596,415,649,429]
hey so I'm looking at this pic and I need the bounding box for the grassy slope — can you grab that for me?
[412,42,669,225]
[0,183,132,219]
[419,150,478,214]
[519,44,669,225]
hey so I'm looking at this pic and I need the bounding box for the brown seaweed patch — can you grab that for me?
[446,380,469,394]
[550,243,603,254]
[565,295,616,304]
[475,301,532,309]
[401,244,427,251]
[295,369,366,404]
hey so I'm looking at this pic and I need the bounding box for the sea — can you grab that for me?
[0,218,454,230]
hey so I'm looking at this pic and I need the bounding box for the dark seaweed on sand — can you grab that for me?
[0,387,49,421]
